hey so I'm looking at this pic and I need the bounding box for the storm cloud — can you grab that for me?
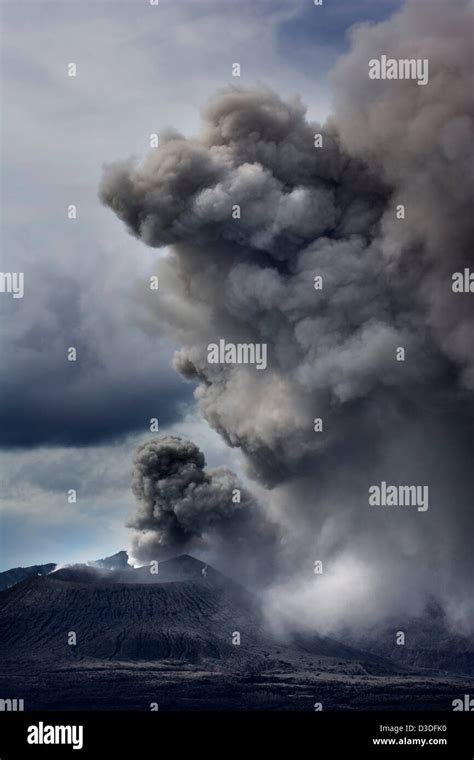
[0,205,192,449]
[101,0,474,631]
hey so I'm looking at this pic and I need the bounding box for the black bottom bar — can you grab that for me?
[0,711,472,758]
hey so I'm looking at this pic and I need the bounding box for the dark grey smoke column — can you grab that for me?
[129,436,278,583]
[101,0,474,630]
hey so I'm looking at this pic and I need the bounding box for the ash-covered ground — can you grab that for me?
[0,554,472,711]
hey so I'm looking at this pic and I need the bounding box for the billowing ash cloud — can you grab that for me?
[128,436,278,582]
[101,0,474,632]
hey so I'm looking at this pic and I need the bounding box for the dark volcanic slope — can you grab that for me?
[2,555,473,711]
[0,555,393,676]
[1,575,262,665]
[88,550,129,570]
[346,602,474,677]
[0,562,56,592]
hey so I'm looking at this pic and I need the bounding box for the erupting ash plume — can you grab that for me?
[101,0,474,633]
[128,436,278,582]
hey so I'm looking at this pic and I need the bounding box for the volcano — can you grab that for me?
[0,555,389,671]
[0,554,471,710]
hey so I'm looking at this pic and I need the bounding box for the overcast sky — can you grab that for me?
[0,0,403,570]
